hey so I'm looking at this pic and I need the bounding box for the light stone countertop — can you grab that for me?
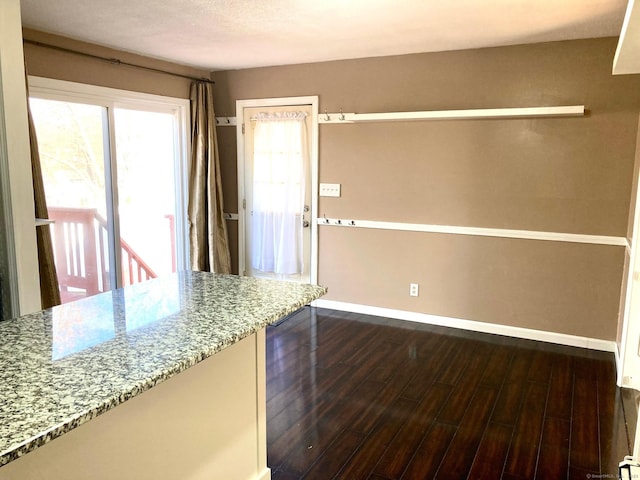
[0,271,326,467]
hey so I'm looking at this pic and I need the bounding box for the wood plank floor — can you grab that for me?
[266,307,633,480]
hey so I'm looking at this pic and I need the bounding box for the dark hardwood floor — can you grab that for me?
[266,307,633,480]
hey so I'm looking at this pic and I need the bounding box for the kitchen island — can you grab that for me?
[0,271,326,480]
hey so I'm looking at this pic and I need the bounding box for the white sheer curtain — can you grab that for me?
[250,111,307,275]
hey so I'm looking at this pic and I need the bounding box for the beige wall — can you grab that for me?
[213,38,640,341]
[22,28,209,99]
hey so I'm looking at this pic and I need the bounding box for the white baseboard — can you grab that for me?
[256,467,271,480]
[313,299,617,353]
[615,343,624,387]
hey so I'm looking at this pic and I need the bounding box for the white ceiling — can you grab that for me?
[19,0,629,71]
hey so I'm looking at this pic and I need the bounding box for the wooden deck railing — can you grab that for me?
[92,211,158,288]
[48,207,173,303]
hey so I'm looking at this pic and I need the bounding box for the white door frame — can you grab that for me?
[620,115,640,389]
[619,114,640,460]
[236,96,319,285]
[620,216,640,392]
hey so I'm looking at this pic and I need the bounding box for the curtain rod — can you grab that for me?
[23,39,214,84]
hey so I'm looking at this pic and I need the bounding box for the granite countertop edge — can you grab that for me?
[0,283,326,467]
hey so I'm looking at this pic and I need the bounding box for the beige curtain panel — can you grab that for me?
[188,82,232,274]
[27,105,61,309]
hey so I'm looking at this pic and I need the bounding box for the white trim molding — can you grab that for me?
[198,105,586,128]
[28,76,190,111]
[313,299,617,352]
[613,0,640,75]
[615,342,623,386]
[316,217,627,247]
[1,14,41,315]
[215,116,237,126]
[318,105,585,124]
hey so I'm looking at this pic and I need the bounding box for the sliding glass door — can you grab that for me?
[29,79,189,304]
[114,108,180,284]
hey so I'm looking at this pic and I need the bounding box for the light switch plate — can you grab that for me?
[319,183,341,197]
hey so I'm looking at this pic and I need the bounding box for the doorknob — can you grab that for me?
[302,220,310,228]
[303,205,310,213]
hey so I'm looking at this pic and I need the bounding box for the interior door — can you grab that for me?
[241,104,313,283]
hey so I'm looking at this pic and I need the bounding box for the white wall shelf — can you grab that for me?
[318,105,585,124]
[316,217,625,247]
[214,106,585,127]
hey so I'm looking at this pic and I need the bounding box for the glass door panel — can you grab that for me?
[114,108,178,286]
[29,98,112,303]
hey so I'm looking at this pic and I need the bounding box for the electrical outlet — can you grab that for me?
[409,283,419,297]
